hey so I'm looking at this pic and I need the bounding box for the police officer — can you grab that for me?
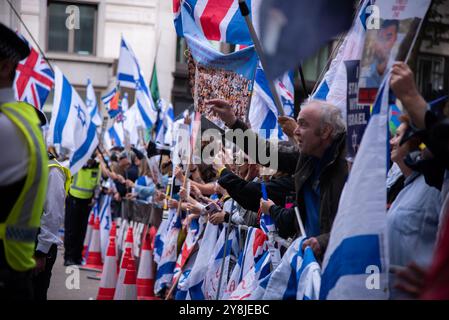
[64,153,100,266]
[0,23,49,300]
[32,152,71,300]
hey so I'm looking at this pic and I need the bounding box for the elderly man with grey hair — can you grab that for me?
[209,99,348,260]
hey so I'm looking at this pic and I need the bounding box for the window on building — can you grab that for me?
[176,37,187,63]
[47,1,97,55]
[417,55,446,100]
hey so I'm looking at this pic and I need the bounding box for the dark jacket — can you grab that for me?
[218,168,295,213]
[228,119,348,254]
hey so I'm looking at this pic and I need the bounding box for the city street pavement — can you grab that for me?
[48,247,100,300]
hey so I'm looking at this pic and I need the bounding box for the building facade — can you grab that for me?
[0,0,177,116]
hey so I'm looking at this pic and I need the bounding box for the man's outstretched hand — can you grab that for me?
[207,99,237,127]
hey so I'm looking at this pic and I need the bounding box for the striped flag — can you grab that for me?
[261,237,321,300]
[117,37,158,128]
[173,0,261,45]
[154,208,177,265]
[179,222,220,300]
[85,79,102,126]
[154,210,183,294]
[320,82,390,300]
[47,66,98,174]
[99,193,112,261]
[155,99,175,145]
[249,65,295,140]
[203,225,239,300]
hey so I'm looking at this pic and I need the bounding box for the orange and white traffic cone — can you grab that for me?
[82,212,95,261]
[114,247,131,300]
[81,216,103,272]
[96,237,118,300]
[136,228,155,300]
[121,255,137,300]
[119,226,134,265]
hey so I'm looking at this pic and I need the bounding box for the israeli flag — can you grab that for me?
[261,237,321,300]
[320,81,390,300]
[121,92,129,112]
[180,222,220,300]
[154,208,177,265]
[117,37,158,128]
[249,65,295,140]
[99,193,112,261]
[154,209,182,295]
[313,0,370,121]
[85,79,102,127]
[47,66,99,175]
[155,99,175,146]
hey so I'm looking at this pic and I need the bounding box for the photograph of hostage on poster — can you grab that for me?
[358,0,431,105]
[182,5,258,129]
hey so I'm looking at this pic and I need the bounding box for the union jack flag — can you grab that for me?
[173,0,260,45]
[14,45,54,110]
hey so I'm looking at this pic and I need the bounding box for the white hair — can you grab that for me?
[301,100,346,138]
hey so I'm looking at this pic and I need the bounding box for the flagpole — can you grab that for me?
[238,0,285,117]
[6,0,55,74]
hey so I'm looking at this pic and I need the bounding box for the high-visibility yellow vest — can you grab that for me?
[48,159,72,195]
[69,167,100,199]
[0,102,48,272]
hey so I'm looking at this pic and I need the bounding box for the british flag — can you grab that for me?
[14,44,54,111]
[173,0,260,45]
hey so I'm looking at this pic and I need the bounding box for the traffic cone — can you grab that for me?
[136,228,155,299]
[82,212,95,261]
[81,216,103,271]
[114,247,131,300]
[96,237,118,300]
[120,226,134,265]
[120,255,137,300]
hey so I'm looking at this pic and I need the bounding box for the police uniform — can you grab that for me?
[64,161,100,265]
[32,155,71,300]
[0,23,48,300]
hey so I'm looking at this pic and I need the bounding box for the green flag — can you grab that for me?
[150,63,160,106]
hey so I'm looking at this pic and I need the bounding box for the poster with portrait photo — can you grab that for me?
[182,5,258,129]
[358,0,431,105]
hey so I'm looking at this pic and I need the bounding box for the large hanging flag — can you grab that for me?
[85,79,102,126]
[182,5,258,128]
[249,65,295,140]
[320,81,391,300]
[173,0,261,45]
[47,66,99,174]
[117,37,158,128]
[14,44,54,110]
[258,0,354,80]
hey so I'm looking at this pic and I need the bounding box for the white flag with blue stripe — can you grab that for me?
[154,208,177,265]
[312,0,370,121]
[117,37,158,128]
[261,237,321,300]
[154,209,182,294]
[249,65,294,140]
[85,79,102,127]
[47,66,99,174]
[155,99,175,146]
[320,81,390,300]
[99,193,112,261]
[180,222,220,300]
